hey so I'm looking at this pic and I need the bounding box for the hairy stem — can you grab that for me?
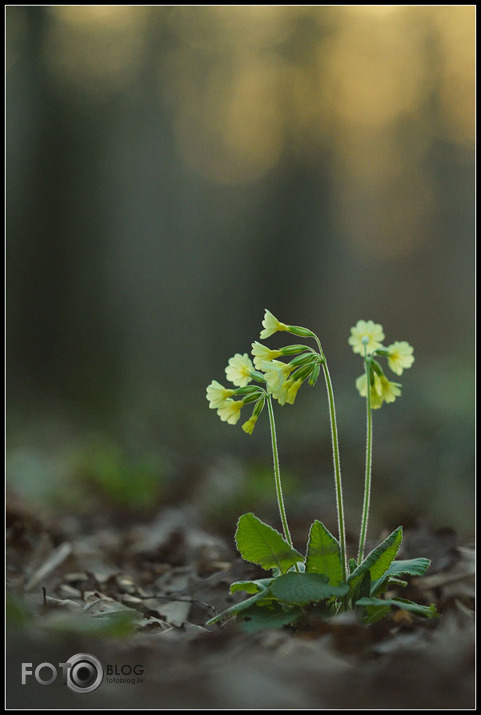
[266,394,293,549]
[357,347,373,563]
[320,360,348,582]
[313,335,347,581]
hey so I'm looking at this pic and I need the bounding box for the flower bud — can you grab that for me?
[288,352,319,368]
[286,325,316,338]
[279,344,309,356]
[290,363,317,382]
[308,363,321,386]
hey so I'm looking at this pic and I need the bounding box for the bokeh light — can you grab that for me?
[7,6,474,534]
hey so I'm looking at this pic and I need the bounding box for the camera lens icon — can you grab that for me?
[65,653,103,693]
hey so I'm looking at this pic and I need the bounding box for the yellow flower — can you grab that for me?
[251,341,282,370]
[262,360,292,405]
[284,378,303,405]
[387,341,414,375]
[225,353,254,387]
[355,373,381,409]
[260,309,288,340]
[241,395,265,434]
[241,415,258,435]
[355,372,401,409]
[206,380,235,409]
[348,320,385,355]
[217,398,244,425]
[377,374,402,405]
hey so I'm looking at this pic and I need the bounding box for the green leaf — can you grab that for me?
[349,526,403,584]
[371,556,430,596]
[270,572,349,606]
[358,570,372,600]
[386,558,431,578]
[387,577,408,588]
[229,579,272,595]
[235,513,304,573]
[239,604,302,632]
[305,520,344,585]
[371,575,407,597]
[356,596,438,619]
[359,600,392,624]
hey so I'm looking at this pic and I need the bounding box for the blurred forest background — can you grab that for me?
[6,6,475,542]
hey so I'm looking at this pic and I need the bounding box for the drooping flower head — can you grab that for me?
[260,309,288,340]
[387,341,414,376]
[355,371,401,409]
[225,353,254,387]
[348,320,385,355]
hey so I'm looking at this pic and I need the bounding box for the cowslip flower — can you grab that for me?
[241,394,266,435]
[206,380,236,409]
[260,309,288,340]
[251,341,282,370]
[242,414,258,434]
[217,398,244,425]
[356,373,382,409]
[387,341,414,376]
[262,360,293,405]
[355,372,401,409]
[377,374,402,405]
[284,378,303,405]
[348,320,385,355]
[225,353,254,387]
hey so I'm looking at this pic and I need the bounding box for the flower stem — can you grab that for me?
[357,346,373,563]
[266,394,294,549]
[320,360,348,582]
[312,334,347,581]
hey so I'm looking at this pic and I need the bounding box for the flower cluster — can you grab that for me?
[254,310,322,406]
[206,353,266,434]
[206,310,323,433]
[348,320,414,409]
[207,312,414,430]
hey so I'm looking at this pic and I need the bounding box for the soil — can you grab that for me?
[6,496,475,710]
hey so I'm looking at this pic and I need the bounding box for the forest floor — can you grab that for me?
[6,492,475,710]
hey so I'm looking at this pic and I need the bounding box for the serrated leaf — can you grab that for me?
[349,526,403,584]
[270,572,349,605]
[240,604,302,632]
[305,520,344,585]
[356,596,438,619]
[370,556,429,597]
[386,558,431,578]
[235,513,304,573]
[229,579,272,595]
